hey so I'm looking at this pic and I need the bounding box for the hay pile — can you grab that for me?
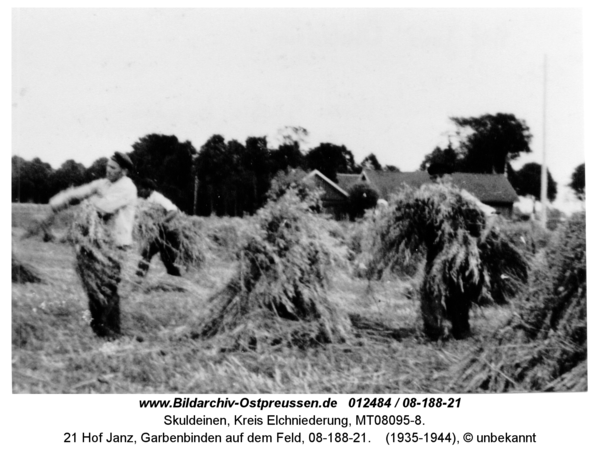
[478,218,529,306]
[204,218,244,259]
[67,202,120,307]
[20,210,57,241]
[367,183,528,339]
[65,202,127,338]
[195,190,350,350]
[348,207,423,279]
[12,254,43,284]
[449,212,586,392]
[135,200,207,272]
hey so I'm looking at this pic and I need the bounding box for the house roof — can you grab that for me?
[304,169,349,197]
[446,173,519,204]
[336,173,362,192]
[361,169,519,204]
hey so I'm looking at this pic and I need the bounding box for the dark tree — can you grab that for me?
[360,153,383,171]
[195,135,251,216]
[243,136,272,213]
[569,163,585,201]
[50,159,87,195]
[195,134,230,216]
[195,133,311,217]
[11,155,25,202]
[12,156,54,203]
[420,114,532,175]
[512,162,557,202]
[223,139,246,216]
[130,134,197,213]
[347,182,379,220]
[419,144,459,174]
[269,126,308,174]
[270,143,306,174]
[451,113,532,174]
[384,165,401,172]
[305,143,359,182]
[84,157,108,182]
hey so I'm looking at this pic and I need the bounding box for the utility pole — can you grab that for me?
[541,54,548,229]
[193,175,198,215]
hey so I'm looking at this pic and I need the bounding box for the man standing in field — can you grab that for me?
[136,178,182,278]
[49,152,137,339]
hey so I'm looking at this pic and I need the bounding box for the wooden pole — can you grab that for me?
[193,175,198,215]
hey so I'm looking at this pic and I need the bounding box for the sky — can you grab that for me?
[12,8,585,211]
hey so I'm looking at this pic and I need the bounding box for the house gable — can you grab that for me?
[304,170,349,202]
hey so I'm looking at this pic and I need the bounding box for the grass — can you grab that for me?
[10,203,569,394]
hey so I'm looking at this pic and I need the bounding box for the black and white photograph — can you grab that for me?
[10,7,588,401]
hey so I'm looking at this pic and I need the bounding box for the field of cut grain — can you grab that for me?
[11,203,528,394]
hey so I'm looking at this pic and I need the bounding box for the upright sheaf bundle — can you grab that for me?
[196,190,350,350]
[352,206,423,280]
[135,200,207,272]
[368,183,528,339]
[67,202,120,307]
[449,212,587,392]
[477,217,530,306]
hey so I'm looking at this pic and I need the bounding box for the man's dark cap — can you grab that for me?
[111,152,134,172]
[140,178,157,191]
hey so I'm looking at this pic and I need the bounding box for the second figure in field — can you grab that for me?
[136,179,183,278]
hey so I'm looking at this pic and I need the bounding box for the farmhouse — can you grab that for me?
[305,169,519,218]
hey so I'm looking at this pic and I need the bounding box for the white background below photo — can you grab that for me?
[4,394,598,452]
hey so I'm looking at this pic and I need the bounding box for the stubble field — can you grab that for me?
[12,203,524,394]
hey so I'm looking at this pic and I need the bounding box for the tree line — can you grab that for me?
[12,114,585,216]
[12,156,109,206]
[12,127,398,216]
